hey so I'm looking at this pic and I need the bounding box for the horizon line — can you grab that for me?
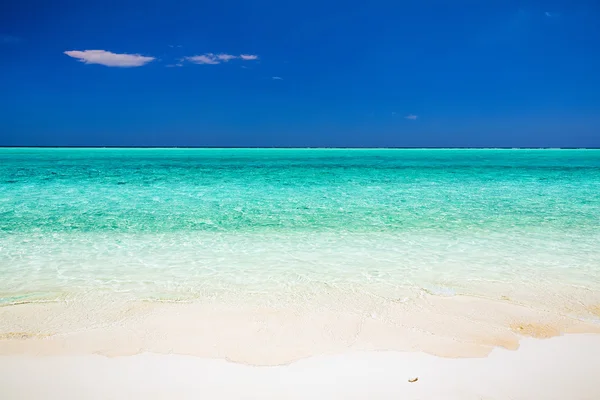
[1,146,599,150]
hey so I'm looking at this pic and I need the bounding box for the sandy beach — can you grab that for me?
[2,292,600,399]
[1,334,599,399]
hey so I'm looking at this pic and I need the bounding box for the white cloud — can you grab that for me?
[184,53,238,64]
[405,114,418,120]
[272,76,283,80]
[184,54,220,65]
[184,53,259,65]
[64,50,155,67]
[217,53,237,61]
[166,63,183,68]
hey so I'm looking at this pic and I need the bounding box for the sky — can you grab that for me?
[1,0,599,147]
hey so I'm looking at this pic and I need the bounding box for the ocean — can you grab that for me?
[1,148,599,311]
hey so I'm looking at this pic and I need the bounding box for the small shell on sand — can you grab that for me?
[408,377,418,383]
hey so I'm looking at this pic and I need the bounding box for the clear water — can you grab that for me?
[1,148,599,313]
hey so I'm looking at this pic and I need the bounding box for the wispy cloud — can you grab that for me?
[184,53,236,64]
[184,53,259,65]
[544,11,561,18]
[184,54,221,65]
[217,53,237,62]
[166,63,183,68]
[64,50,155,67]
[272,76,283,80]
[405,114,418,120]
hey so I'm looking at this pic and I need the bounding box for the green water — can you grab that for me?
[1,148,599,310]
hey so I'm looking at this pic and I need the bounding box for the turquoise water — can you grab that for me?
[1,148,600,311]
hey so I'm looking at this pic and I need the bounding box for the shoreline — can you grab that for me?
[2,293,599,365]
[1,334,599,399]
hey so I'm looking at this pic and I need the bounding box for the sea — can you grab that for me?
[1,148,599,319]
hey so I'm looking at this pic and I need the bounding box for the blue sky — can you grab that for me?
[1,0,599,147]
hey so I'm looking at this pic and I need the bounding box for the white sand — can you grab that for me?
[1,334,599,400]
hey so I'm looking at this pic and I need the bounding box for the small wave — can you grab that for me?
[0,299,62,308]
[141,298,194,304]
[420,286,457,297]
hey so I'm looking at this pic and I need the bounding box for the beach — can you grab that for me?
[2,335,600,399]
[1,148,600,397]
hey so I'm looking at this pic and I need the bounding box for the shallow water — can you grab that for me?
[1,148,599,316]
